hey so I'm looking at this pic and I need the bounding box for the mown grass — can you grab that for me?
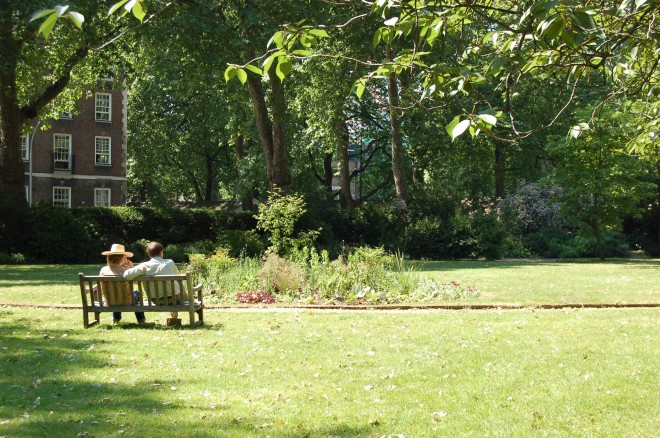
[0,259,658,306]
[413,259,660,305]
[0,306,657,437]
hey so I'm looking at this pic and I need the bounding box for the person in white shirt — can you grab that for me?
[123,241,182,326]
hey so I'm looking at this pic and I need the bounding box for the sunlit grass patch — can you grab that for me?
[0,307,657,436]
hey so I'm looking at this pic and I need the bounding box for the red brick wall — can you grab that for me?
[24,89,127,207]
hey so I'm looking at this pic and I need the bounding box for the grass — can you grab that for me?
[0,259,658,307]
[412,259,660,305]
[0,306,657,437]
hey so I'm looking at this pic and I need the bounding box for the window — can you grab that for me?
[53,187,71,208]
[60,111,72,119]
[95,136,111,165]
[95,93,111,122]
[53,134,72,170]
[94,188,111,207]
[21,135,29,161]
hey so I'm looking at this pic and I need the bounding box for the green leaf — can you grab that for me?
[67,11,84,28]
[635,0,648,7]
[275,58,292,81]
[224,66,237,82]
[446,115,467,140]
[353,78,368,98]
[245,64,263,75]
[384,17,398,26]
[54,5,69,17]
[478,113,497,126]
[308,29,329,38]
[132,0,146,22]
[268,31,284,49]
[123,0,137,13]
[236,69,247,85]
[292,49,312,56]
[108,0,130,15]
[30,8,55,22]
[545,17,565,40]
[489,56,507,77]
[38,13,59,39]
[571,11,597,31]
[262,53,280,73]
[560,30,577,48]
[300,35,316,48]
[373,28,382,48]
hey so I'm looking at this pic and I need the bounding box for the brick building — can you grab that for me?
[22,88,128,207]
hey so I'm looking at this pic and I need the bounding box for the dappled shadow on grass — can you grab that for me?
[412,258,660,272]
[0,310,225,436]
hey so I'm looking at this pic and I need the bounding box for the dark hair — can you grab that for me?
[146,241,163,258]
[107,254,124,265]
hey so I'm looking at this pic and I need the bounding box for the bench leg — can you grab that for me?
[196,308,203,325]
[83,310,89,328]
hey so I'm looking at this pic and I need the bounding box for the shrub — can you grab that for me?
[24,205,101,263]
[258,253,306,296]
[256,189,320,255]
[217,230,265,258]
[574,232,629,258]
[0,252,27,265]
[472,212,507,260]
[404,216,449,259]
[498,182,563,235]
[522,228,572,258]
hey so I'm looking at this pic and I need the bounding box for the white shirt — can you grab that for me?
[123,257,181,297]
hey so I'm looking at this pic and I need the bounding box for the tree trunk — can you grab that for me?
[494,140,506,199]
[322,151,333,195]
[234,133,245,160]
[387,64,408,207]
[204,153,215,202]
[267,70,291,191]
[337,119,356,209]
[0,31,27,211]
[246,72,292,192]
[246,74,274,186]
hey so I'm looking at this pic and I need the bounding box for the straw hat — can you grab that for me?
[101,243,133,257]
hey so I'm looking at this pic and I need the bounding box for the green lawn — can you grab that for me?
[413,259,660,305]
[0,259,658,307]
[0,306,657,437]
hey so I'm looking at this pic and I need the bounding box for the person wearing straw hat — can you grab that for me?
[100,244,147,324]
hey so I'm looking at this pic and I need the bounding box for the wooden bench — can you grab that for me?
[78,273,204,328]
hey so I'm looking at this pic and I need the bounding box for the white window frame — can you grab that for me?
[53,186,71,208]
[95,136,112,165]
[60,111,72,119]
[95,92,112,122]
[53,134,72,170]
[21,135,29,161]
[94,188,111,207]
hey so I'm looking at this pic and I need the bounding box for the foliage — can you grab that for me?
[257,253,306,297]
[547,105,657,258]
[498,182,564,236]
[22,205,101,264]
[256,190,320,255]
